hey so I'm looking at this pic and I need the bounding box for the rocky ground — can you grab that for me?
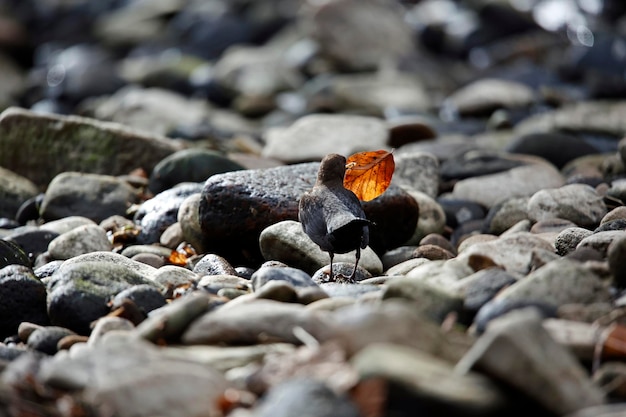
[1,0,626,416]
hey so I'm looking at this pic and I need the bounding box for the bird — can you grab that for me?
[298,153,370,281]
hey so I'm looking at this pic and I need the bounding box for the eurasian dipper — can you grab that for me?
[298,153,370,280]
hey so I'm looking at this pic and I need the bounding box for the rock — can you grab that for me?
[42,334,231,417]
[199,163,417,264]
[484,196,530,235]
[91,86,211,137]
[307,0,415,71]
[595,219,626,232]
[0,264,49,338]
[48,225,112,260]
[5,228,60,264]
[151,265,199,290]
[197,274,250,295]
[515,100,626,139]
[318,282,381,298]
[259,220,382,276]
[27,326,76,355]
[311,263,372,284]
[457,232,555,275]
[111,284,167,315]
[577,231,625,256]
[47,255,161,334]
[392,152,440,198]
[608,233,626,288]
[88,316,135,344]
[251,265,317,290]
[494,258,611,307]
[148,148,245,194]
[506,132,600,169]
[192,253,237,276]
[404,258,475,289]
[454,268,518,317]
[527,184,607,228]
[262,114,388,163]
[555,227,594,256]
[40,216,97,235]
[251,378,361,417]
[473,299,558,335]
[0,107,182,188]
[0,167,39,219]
[564,404,626,417]
[351,343,505,415]
[456,309,606,415]
[444,78,536,117]
[440,150,525,181]
[0,238,31,269]
[384,278,463,323]
[182,299,333,345]
[40,172,140,223]
[451,159,564,208]
[134,183,203,244]
[331,301,472,362]
[403,191,446,245]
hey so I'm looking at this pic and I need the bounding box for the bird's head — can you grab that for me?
[317,153,347,184]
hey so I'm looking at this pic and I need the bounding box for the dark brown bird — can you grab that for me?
[298,153,370,280]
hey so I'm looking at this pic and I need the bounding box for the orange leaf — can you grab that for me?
[344,150,395,201]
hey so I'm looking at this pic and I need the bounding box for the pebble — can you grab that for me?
[48,224,112,260]
[456,309,605,415]
[384,278,463,323]
[250,265,317,290]
[555,227,595,256]
[27,326,77,355]
[444,78,536,117]
[181,299,333,345]
[484,196,530,235]
[527,184,607,228]
[192,253,237,276]
[392,152,440,198]
[0,167,38,220]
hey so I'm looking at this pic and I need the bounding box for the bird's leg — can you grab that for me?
[328,252,334,280]
[349,246,361,281]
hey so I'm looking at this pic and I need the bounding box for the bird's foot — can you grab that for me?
[332,273,357,284]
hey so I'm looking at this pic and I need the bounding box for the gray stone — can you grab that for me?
[251,264,317,290]
[177,193,205,253]
[40,216,97,235]
[527,184,607,228]
[384,278,464,322]
[577,231,625,256]
[494,258,611,307]
[608,233,626,288]
[0,107,182,188]
[444,78,536,116]
[48,224,112,260]
[318,282,382,298]
[0,167,39,219]
[192,253,237,276]
[40,172,140,223]
[555,227,595,256]
[352,343,505,415]
[91,86,210,137]
[27,326,77,355]
[484,196,530,235]
[307,0,415,71]
[200,163,417,264]
[457,232,555,275]
[259,220,382,276]
[252,378,361,417]
[182,299,333,345]
[403,191,446,245]
[456,309,605,415]
[47,255,161,334]
[262,114,388,163]
[453,268,518,314]
[392,152,440,198]
[88,317,134,345]
[451,160,564,208]
[151,265,199,289]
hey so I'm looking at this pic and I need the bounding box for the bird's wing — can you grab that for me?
[298,192,330,248]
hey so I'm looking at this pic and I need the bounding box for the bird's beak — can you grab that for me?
[345,162,356,169]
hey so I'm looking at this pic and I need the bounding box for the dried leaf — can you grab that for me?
[344,150,395,201]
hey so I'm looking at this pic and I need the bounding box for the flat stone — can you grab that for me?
[527,184,607,228]
[262,114,388,163]
[0,107,182,188]
[444,78,536,116]
[494,258,611,307]
[48,225,112,260]
[456,309,605,415]
[384,278,464,323]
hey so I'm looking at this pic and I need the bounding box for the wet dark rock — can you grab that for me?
[26,326,76,355]
[5,229,60,264]
[46,259,160,335]
[148,148,245,194]
[251,265,317,290]
[506,132,600,169]
[111,284,167,316]
[0,107,183,189]
[0,264,48,339]
[438,199,487,229]
[134,183,203,244]
[40,172,141,223]
[198,162,417,265]
[192,253,237,277]
[252,378,361,417]
[0,239,31,269]
[440,150,526,182]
